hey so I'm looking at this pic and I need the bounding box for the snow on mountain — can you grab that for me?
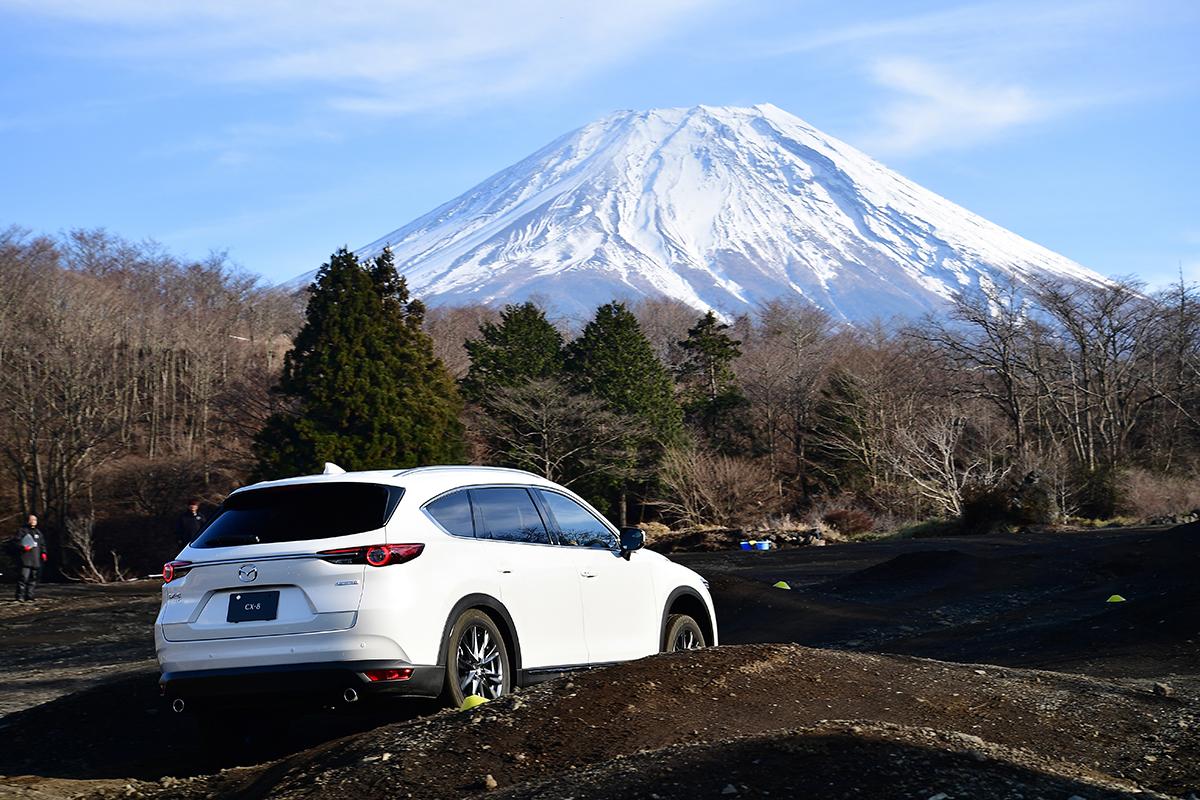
[288,104,1105,322]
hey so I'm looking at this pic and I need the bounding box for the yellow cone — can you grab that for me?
[460,694,488,710]
[1106,594,1127,603]
[773,580,791,590]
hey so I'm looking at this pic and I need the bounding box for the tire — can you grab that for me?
[444,609,512,706]
[663,613,706,653]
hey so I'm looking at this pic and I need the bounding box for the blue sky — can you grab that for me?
[1,0,1197,288]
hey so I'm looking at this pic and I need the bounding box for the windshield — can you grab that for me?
[192,482,404,548]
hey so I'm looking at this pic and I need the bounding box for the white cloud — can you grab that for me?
[753,0,1188,156]
[862,58,1045,155]
[1,0,717,114]
[761,0,1133,61]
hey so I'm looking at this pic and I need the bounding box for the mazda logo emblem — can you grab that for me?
[237,565,258,582]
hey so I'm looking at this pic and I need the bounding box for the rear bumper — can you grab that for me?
[160,660,445,701]
[155,626,413,674]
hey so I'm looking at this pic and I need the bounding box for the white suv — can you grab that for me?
[155,465,716,708]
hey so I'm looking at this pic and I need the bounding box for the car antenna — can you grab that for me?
[322,462,346,475]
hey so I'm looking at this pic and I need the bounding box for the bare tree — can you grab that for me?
[912,281,1037,455]
[1032,278,1159,470]
[1143,278,1200,471]
[475,377,640,488]
[737,301,834,493]
[0,228,300,538]
[885,403,1011,516]
[656,447,781,527]
[631,297,702,371]
[425,304,500,379]
[62,515,130,583]
[0,267,127,524]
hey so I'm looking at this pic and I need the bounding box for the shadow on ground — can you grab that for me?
[0,670,440,780]
[495,725,1154,800]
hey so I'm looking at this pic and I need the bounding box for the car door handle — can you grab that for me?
[580,570,597,578]
[498,568,512,574]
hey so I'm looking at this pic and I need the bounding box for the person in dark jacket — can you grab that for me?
[175,499,206,548]
[13,514,47,602]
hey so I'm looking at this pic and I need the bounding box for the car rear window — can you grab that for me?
[425,490,474,537]
[192,482,404,548]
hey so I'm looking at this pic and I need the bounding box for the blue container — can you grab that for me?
[755,541,772,551]
[740,541,753,550]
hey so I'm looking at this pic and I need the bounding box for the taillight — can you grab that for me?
[162,560,192,583]
[363,668,413,682]
[317,544,423,567]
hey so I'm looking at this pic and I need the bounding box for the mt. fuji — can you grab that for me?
[295,104,1107,321]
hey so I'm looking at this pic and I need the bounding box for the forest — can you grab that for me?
[3,225,1199,577]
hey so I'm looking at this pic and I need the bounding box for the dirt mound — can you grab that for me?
[96,643,1197,800]
[817,548,984,600]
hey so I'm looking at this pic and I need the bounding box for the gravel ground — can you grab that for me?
[0,581,159,716]
[0,524,1196,799]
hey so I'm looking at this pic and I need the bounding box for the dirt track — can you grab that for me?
[679,524,1200,677]
[0,524,1196,799]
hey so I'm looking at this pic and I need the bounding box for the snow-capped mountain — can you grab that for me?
[291,104,1106,321]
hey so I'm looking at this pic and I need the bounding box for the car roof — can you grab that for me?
[232,465,562,502]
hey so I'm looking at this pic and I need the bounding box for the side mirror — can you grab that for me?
[618,527,645,560]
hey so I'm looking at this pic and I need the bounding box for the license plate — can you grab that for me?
[226,591,279,623]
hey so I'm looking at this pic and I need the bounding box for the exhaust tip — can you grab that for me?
[171,698,186,714]
[343,687,360,704]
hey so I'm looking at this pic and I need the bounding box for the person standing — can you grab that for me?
[14,514,47,602]
[175,499,206,549]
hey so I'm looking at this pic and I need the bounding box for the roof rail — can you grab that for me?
[393,464,544,479]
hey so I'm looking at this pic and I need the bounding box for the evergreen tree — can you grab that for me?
[253,247,463,478]
[676,311,752,454]
[566,302,683,523]
[568,303,684,438]
[461,302,564,402]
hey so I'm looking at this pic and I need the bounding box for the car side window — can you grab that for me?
[425,490,475,537]
[538,490,618,549]
[471,487,551,545]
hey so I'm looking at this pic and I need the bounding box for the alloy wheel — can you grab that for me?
[456,623,505,699]
[673,626,701,651]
